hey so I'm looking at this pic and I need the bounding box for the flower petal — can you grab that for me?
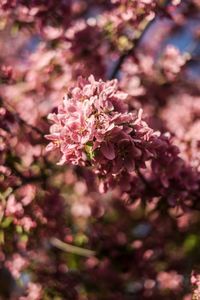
[101,141,115,160]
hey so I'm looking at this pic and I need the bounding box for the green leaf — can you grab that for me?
[16,225,23,234]
[183,234,199,253]
[74,233,88,246]
[84,142,95,161]
[1,217,13,228]
[0,230,4,244]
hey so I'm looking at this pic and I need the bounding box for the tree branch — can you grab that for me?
[109,17,154,80]
[109,1,173,80]
[2,100,44,136]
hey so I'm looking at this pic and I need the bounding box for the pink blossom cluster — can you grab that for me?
[0,0,16,10]
[159,45,190,80]
[157,271,183,291]
[19,282,42,300]
[161,94,200,171]
[150,134,199,207]
[191,271,200,299]
[99,0,157,52]
[46,76,159,188]
[66,21,106,78]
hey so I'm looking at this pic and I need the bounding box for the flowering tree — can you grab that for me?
[0,0,200,299]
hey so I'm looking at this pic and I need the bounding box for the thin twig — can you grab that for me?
[109,18,155,80]
[50,238,95,257]
[2,100,44,136]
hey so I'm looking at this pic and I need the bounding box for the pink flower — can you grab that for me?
[20,282,43,300]
[157,271,183,291]
[5,194,24,217]
[160,45,190,80]
[5,254,28,279]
